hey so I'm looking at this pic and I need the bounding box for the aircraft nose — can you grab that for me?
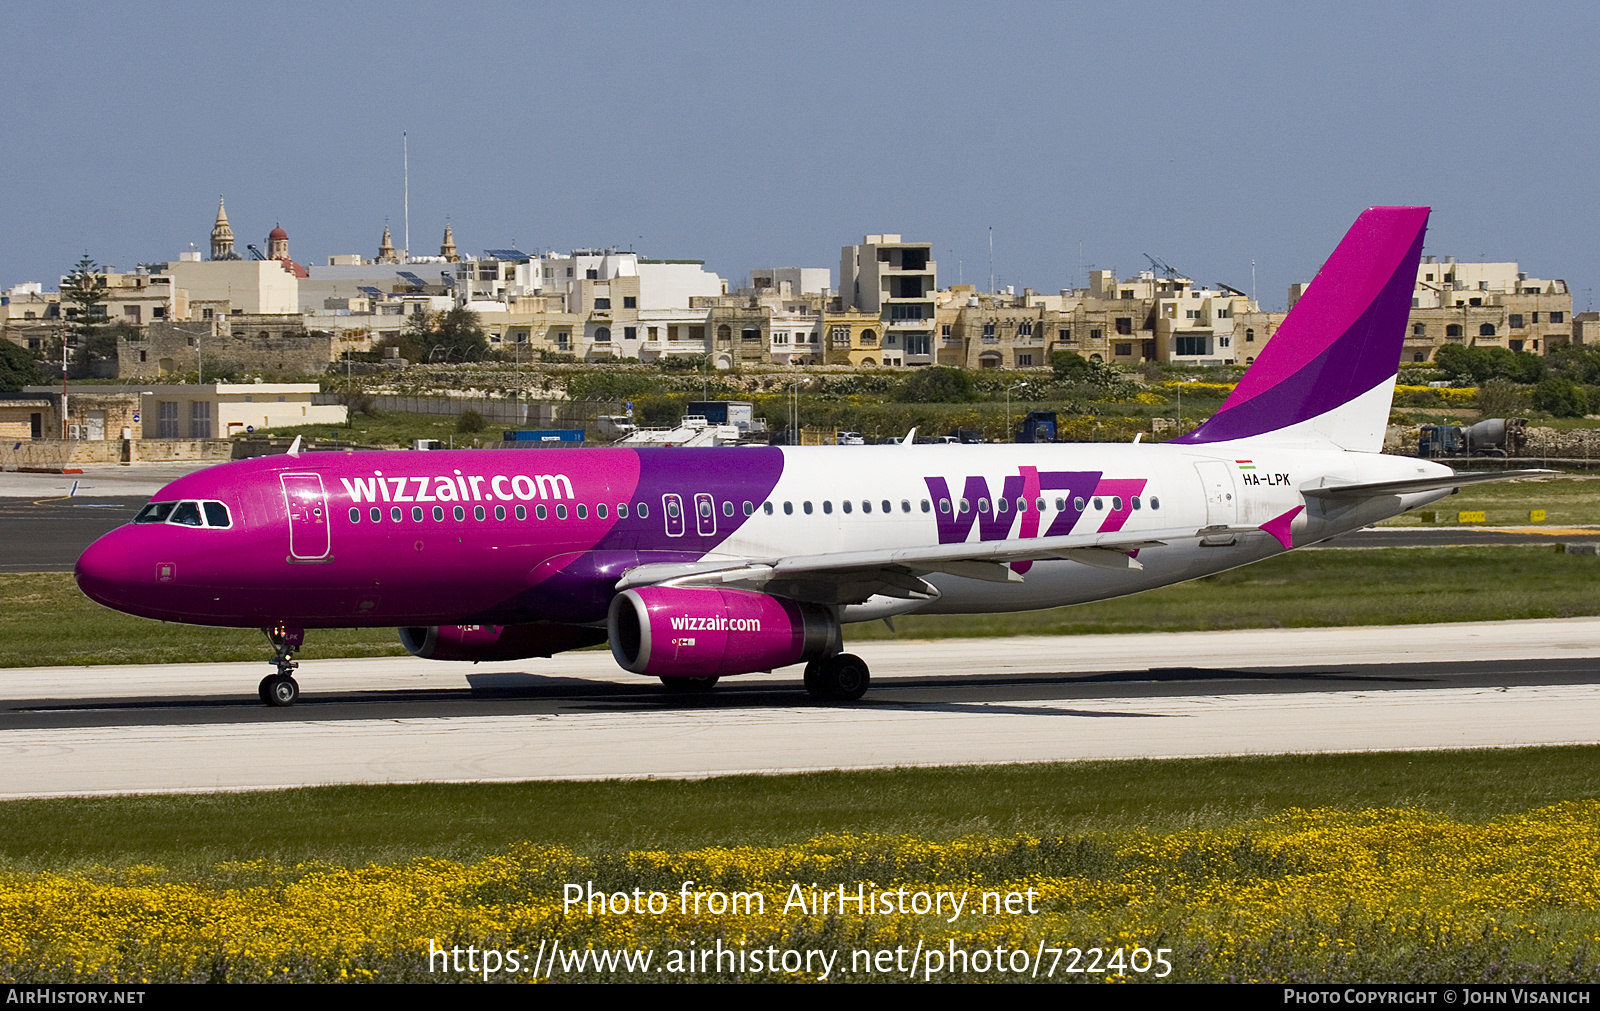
[75,530,135,609]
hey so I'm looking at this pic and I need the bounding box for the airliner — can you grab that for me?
[75,206,1534,706]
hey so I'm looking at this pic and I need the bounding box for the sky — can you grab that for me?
[4,0,1597,311]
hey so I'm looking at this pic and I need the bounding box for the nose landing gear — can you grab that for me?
[260,625,305,707]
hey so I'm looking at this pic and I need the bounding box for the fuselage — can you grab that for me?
[74,442,1454,630]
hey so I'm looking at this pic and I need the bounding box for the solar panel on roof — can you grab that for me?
[358,286,383,297]
[398,272,426,285]
[482,249,529,261]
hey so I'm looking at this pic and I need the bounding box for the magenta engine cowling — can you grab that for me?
[399,622,607,661]
[608,586,840,678]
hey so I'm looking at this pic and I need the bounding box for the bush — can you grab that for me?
[1531,378,1588,418]
[896,366,975,403]
[456,409,485,433]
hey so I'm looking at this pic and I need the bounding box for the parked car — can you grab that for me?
[836,431,865,445]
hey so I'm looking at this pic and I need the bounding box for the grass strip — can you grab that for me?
[1,746,1597,869]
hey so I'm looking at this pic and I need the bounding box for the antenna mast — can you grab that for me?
[403,132,409,262]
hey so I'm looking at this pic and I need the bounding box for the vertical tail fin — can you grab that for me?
[1174,206,1429,451]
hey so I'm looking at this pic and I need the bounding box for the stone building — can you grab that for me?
[1397,257,1571,363]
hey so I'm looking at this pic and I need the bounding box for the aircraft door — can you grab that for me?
[694,492,716,537]
[281,473,331,560]
[662,493,685,537]
[1194,460,1237,528]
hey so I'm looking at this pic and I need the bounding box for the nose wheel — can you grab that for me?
[261,625,305,707]
[259,674,300,707]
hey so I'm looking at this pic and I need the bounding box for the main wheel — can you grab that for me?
[659,675,720,693]
[260,674,300,707]
[803,653,870,702]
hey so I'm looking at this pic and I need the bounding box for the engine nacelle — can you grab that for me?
[399,622,606,662]
[608,586,840,678]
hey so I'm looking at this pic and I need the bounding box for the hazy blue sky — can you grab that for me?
[6,1,1596,310]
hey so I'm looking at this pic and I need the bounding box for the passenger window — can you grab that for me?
[823,501,833,514]
[495,505,506,520]
[884,500,893,513]
[1073,497,1085,511]
[597,503,608,519]
[662,494,684,537]
[763,502,774,515]
[371,507,382,522]
[1036,498,1046,512]
[433,506,445,521]
[576,504,587,519]
[514,505,526,520]
[783,502,793,515]
[842,501,852,514]
[1112,497,1123,511]
[959,498,971,514]
[555,504,567,520]
[1093,498,1103,510]
[860,501,871,514]
[1131,497,1141,510]
[1017,498,1028,513]
[666,499,681,518]
[390,507,402,522]
[536,505,547,520]
[722,501,734,517]
[977,498,991,514]
[920,500,930,513]
[412,506,423,521]
[474,505,486,521]
[617,503,628,518]
[134,502,175,524]
[636,502,649,519]
[347,507,360,523]
[997,498,1009,513]
[453,506,466,521]
[938,499,950,514]
[204,502,232,527]
[697,499,712,518]
[803,501,813,515]
[743,501,754,516]
[1057,498,1067,511]
[1150,497,1161,510]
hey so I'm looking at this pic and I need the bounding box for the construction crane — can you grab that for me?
[1142,253,1181,279]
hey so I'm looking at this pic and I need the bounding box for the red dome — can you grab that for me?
[268,225,288,240]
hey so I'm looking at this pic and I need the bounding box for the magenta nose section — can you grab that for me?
[75,530,136,610]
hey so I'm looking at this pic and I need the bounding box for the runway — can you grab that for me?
[2,619,1598,799]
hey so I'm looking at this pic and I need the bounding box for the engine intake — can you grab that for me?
[608,586,839,678]
[399,622,606,662]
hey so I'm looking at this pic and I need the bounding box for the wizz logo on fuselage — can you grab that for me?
[923,468,1105,544]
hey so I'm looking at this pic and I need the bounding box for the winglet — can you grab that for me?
[287,435,302,457]
[1260,505,1304,549]
[902,427,917,446]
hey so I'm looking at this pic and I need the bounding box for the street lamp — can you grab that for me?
[1004,381,1024,443]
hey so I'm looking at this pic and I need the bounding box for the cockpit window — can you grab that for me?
[135,500,232,527]
[134,502,175,524]
[170,501,204,526]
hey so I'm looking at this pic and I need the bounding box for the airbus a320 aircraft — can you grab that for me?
[76,206,1535,706]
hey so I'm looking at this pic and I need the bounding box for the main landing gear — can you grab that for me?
[804,653,870,702]
[260,625,304,707]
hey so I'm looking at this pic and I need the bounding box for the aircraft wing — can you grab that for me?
[615,523,1252,603]
[1302,469,1553,500]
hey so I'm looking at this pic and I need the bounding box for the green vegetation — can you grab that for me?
[1,747,1597,868]
[12,543,1600,667]
[257,409,491,447]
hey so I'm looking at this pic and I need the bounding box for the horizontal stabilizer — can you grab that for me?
[1303,469,1553,499]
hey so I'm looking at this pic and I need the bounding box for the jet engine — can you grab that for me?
[399,622,606,662]
[608,586,840,678]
